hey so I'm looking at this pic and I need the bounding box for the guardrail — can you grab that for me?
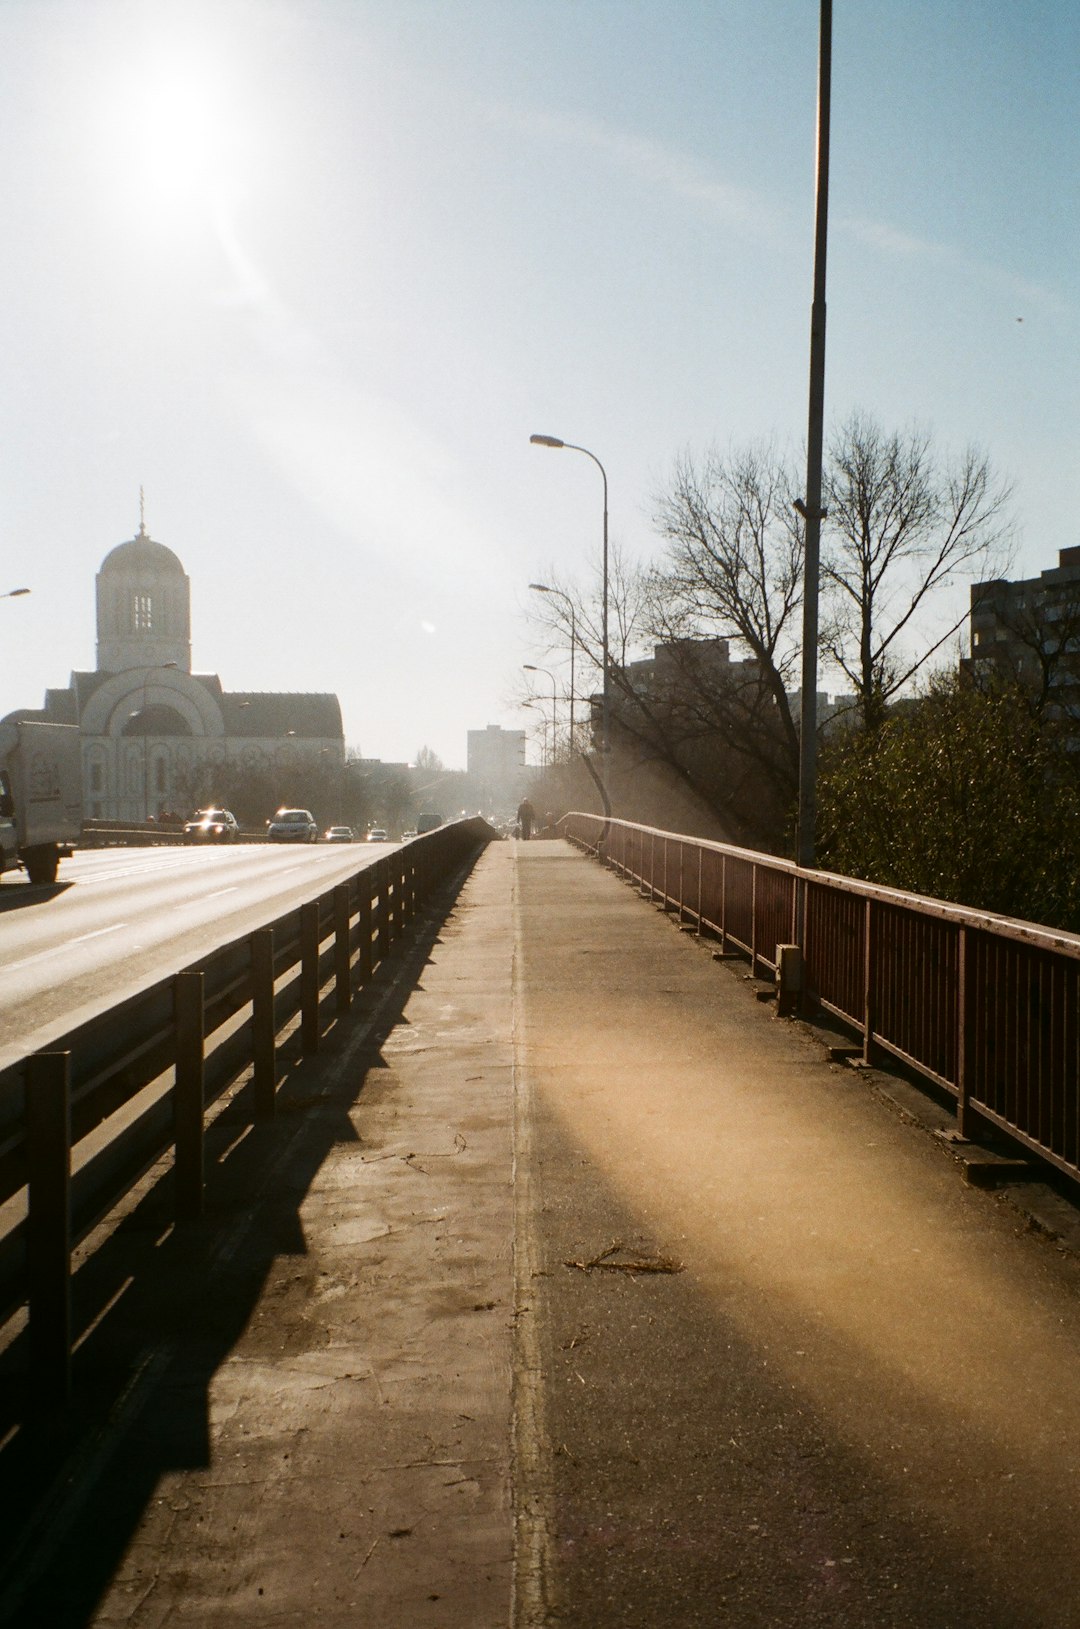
[1,819,492,1402]
[561,811,1080,1192]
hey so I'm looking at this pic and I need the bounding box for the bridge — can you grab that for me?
[1,822,1079,1626]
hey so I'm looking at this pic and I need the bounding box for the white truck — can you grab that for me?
[0,720,82,885]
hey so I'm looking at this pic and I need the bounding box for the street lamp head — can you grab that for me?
[529,434,564,449]
[522,664,538,673]
[528,582,553,594]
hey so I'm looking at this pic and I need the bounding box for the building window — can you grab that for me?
[89,761,104,793]
[134,593,153,631]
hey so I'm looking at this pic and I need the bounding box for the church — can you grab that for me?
[10,518,344,824]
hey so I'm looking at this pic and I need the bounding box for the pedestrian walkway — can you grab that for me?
[3,838,1080,1627]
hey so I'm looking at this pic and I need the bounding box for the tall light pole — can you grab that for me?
[795,0,833,872]
[529,435,609,790]
[523,665,558,764]
[529,583,577,752]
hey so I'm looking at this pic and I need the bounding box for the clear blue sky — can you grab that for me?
[2,1,1076,766]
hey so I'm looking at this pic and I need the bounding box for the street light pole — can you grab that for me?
[529,435,609,789]
[795,0,833,873]
[523,665,558,764]
[529,583,577,752]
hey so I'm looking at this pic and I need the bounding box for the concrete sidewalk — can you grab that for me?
[3,838,1080,1627]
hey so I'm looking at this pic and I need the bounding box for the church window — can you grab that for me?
[134,593,153,631]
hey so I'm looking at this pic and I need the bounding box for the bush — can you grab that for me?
[817,677,1080,930]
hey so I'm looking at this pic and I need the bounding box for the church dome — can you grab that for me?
[100,527,185,577]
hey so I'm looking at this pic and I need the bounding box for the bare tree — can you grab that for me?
[822,412,1013,728]
[654,441,804,756]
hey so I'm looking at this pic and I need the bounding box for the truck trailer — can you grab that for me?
[0,720,82,885]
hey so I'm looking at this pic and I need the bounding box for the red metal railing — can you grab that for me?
[561,811,1080,1186]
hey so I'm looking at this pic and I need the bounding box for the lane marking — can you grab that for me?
[2,922,128,975]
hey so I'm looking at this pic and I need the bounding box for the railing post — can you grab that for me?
[358,874,374,985]
[862,898,877,1065]
[720,854,728,953]
[252,927,277,1119]
[174,971,205,1221]
[696,844,704,936]
[334,882,351,1015]
[26,1050,72,1404]
[301,900,321,1053]
[957,925,973,1136]
[751,864,759,975]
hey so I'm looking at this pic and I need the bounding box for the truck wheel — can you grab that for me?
[24,846,60,885]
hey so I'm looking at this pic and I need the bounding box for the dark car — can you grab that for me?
[184,807,239,842]
[267,807,318,843]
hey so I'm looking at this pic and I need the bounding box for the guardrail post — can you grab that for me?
[376,857,391,964]
[406,849,418,922]
[358,876,374,985]
[26,1050,72,1405]
[174,971,205,1222]
[750,864,759,975]
[301,900,321,1054]
[252,928,276,1119]
[334,882,351,1015]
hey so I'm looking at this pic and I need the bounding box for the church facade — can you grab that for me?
[11,522,344,824]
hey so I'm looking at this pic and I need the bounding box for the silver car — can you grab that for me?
[267,807,318,843]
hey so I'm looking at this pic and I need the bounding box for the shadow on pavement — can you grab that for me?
[0,862,476,1628]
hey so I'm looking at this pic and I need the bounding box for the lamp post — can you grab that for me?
[795,0,833,873]
[529,435,609,784]
[529,583,577,752]
[523,665,558,764]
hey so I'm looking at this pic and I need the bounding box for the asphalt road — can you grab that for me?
[0,841,399,1064]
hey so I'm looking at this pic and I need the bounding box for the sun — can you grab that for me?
[96,36,247,230]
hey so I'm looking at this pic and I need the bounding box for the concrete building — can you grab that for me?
[966,547,1080,718]
[467,725,526,810]
[8,520,343,823]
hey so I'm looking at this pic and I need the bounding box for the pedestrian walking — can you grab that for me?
[516,797,535,841]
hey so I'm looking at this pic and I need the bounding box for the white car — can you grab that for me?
[366,827,389,842]
[324,825,354,843]
[184,807,239,842]
[267,807,318,843]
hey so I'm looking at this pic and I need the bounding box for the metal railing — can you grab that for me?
[0,819,492,1400]
[561,812,1080,1189]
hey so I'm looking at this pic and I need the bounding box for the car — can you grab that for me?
[324,825,354,843]
[401,829,418,841]
[267,807,318,843]
[366,827,389,842]
[184,807,239,842]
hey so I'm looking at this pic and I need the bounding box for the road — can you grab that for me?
[0,841,399,1066]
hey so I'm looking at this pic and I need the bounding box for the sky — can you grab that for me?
[1,0,1077,768]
